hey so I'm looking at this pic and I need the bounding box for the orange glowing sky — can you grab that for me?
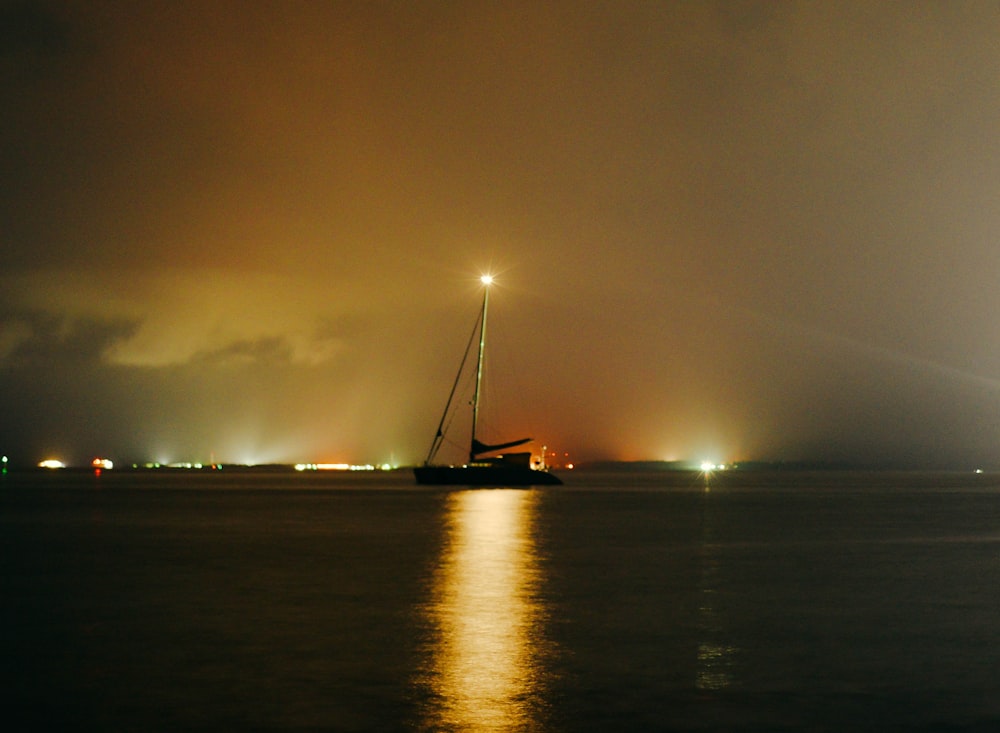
[3,1,1000,468]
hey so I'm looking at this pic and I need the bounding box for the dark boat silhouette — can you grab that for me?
[413,276,561,487]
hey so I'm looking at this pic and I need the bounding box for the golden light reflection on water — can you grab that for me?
[420,489,547,731]
[695,493,739,692]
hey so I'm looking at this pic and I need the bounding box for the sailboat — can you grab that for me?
[413,276,562,486]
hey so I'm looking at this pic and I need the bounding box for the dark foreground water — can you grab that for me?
[3,469,1000,731]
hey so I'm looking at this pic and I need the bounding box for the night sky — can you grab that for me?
[4,1,1000,468]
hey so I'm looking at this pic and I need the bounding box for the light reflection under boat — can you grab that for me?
[419,489,548,731]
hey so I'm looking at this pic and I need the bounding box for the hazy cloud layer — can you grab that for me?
[3,1,1000,467]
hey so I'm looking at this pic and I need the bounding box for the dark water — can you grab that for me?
[4,469,1000,731]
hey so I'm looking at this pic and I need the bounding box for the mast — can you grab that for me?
[470,275,492,462]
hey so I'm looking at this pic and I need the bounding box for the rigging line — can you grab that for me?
[424,305,484,464]
[437,372,474,456]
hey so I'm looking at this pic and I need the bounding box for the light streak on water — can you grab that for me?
[420,489,548,730]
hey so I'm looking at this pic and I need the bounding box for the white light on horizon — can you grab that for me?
[700,461,727,472]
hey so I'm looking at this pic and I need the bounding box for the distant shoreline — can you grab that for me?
[6,460,995,474]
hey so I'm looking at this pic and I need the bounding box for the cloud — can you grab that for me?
[4,2,1000,466]
[1,268,353,368]
[0,310,136,367]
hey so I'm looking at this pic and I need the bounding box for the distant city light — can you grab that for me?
[700,461,727,472]
[39,459,65,469]
[92,458,114,470]
[294,463,390,471]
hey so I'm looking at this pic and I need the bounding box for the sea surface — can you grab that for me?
[3,468,1000,732]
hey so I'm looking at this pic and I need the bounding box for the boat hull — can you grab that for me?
[413,464,562,486]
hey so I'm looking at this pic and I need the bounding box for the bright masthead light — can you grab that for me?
[480,274,493,285]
